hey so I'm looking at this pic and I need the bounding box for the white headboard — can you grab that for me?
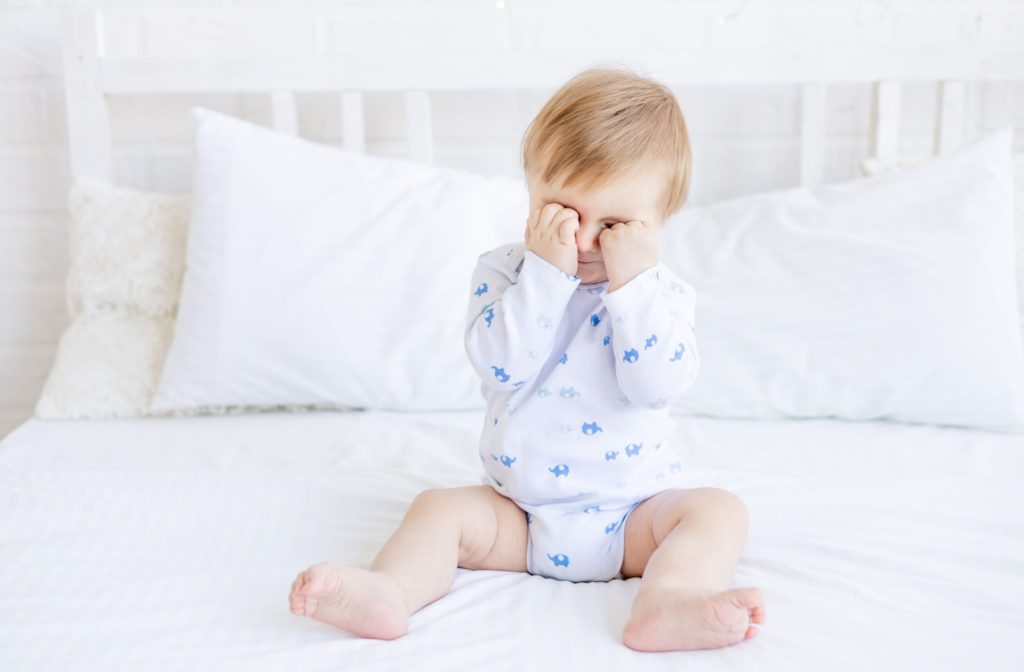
[62,3,1024,189]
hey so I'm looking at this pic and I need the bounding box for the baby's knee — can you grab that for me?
[410,485,486,516]
[701,488,749,528]
[410,487,459,513]
[661,487,748,531]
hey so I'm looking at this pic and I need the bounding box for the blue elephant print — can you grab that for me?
[670,461,682,473]
[548,553,570,568]
[644,334,658,349]
[602,335,611,346]
[605,520,620,534]
[581,422,603,435]
[559,352,568,365]
[604,450,619,461]
[590,314,601,327]
[582,505,602,514]
[491,366,510,383]
[623,349,639,363]
[670,343,685,361]
[559,387,579,398]
[484,306,495,328]
[500,455,517,467]
[549,464,570,477]
[475,282,488,297]
[625,443,642,457]
[537,387,551,398]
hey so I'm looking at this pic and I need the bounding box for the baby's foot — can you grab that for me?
[288,562,409,640]
[622,586,765,652]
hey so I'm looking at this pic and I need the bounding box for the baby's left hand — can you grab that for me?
[600,220,659,293]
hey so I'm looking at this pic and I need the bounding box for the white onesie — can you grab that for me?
[464,242,701,582]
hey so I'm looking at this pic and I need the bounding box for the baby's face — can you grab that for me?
[527,168,665,285]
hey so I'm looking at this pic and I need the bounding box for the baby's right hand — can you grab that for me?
[524,203,580,277]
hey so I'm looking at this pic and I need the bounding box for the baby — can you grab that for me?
[289,66,765,652]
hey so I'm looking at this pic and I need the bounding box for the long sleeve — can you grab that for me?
[465,245,580,392]
[600,265,700,408]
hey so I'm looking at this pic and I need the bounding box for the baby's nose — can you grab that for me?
[576,228,600,253]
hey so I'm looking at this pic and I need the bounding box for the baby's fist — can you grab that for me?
[599,221,659,292]
[525,203,580,277]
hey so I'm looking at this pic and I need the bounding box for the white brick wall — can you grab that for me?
[1,0,1022,437]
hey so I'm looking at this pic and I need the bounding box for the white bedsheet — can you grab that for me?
[1,409,1022,671]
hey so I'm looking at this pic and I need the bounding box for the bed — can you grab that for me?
[3,410,1022,669]
[3,5,1024,671]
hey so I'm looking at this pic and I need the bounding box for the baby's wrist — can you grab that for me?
[522,249,581,285]
[528,245,575,277]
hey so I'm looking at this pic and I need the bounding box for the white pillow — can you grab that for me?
[153,108,529,412]
[862,151,1024,318]
[660,127,1024,433]
[35,181,332,419]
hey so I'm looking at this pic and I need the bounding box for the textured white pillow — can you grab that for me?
[153,108,529,412]
[35,181,189,419]
[660,127,1024,432]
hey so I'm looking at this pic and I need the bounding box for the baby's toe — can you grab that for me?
[289,571,313,614]
[299,564,331,595]
[733,587,766,625]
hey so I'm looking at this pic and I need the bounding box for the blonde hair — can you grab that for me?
[521,65,692,222]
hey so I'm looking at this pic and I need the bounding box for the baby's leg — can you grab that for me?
[619,487,765,651]
[289,485,528,639]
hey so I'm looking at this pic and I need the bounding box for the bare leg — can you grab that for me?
[289,485,528,639]
[619,487,766,651]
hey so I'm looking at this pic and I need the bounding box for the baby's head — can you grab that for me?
[521,66,691,284]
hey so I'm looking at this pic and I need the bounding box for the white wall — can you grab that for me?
[2,0,1023,437]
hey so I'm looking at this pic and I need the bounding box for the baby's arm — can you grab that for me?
[464,248,580,392]
[601,267,700,408]
[465,203,583,391]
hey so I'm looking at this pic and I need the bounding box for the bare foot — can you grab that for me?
[622,586,766,652]
[288,562,409,640]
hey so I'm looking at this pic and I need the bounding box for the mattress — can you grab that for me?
[1,409,1022,671]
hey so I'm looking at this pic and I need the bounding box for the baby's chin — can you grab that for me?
[576,261,608,285]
